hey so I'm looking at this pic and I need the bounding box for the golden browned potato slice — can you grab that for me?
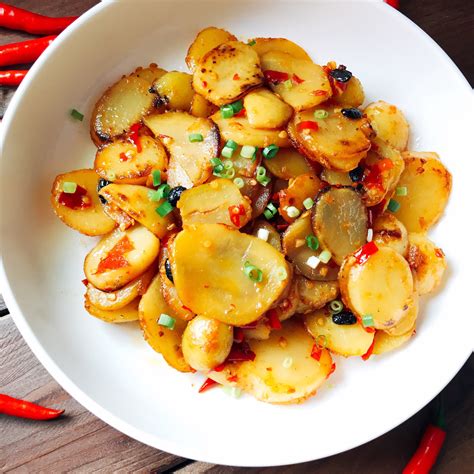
[296,276,339,310]
[144,112,219,188]
[373,328,414,355]
[252,220,282,252]
[305,307,374,357]
[288,106,373,171]
[84,296,139,323]
[211,111,290,147]
[99,184,175,239]
[193,41,263,106]
[320,169,353,186]
[394,152,452,233]
[186,27,237,72]
[239,176,272,219]
[384,293,418,336]
[190,93,217,118]
[243,88,293,129]
[178,179,252,229]
[265,148,313,180]
[51,169,116,236]
[171,224,290,326]
[406,233,447,295]
[260,51,332,111]
[153,71,194,111]
[372,213,408,256]
[103,202,135,231]
[339,246,414,330]
[252,38,311,61]
[84,225,160,291]
[91,74,157,145]
[364,101,409,151]
[332,76,365,108]
[138,274,191,372]
[94,135,168,185]
[132,64,167,86]
[86,267,154,311]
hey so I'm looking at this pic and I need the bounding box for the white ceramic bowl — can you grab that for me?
[1,0,473,467]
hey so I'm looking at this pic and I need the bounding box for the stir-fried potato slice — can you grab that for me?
[186,27,237,72]
[103,202,134,231]
[339,246,414,329]
[296,276,339,309]
[289,106,373,171]
[373,213,408,256]
[171,224,290,325]
[373,328,414,355]
[178,179,252,228]
[84,225,160,291]
[144,112,219,188]
[190,93,217,118]
[99,184,175,238]
[132,64,167,85]
[95,135,167,185]
[242,317,272,341]
[252,220,282,252]
[239,176,272,218]
[153,71,194,111]
[364,101,409,151]
[332,76,365,108]
[51,169,116,236]
[84,296,140,323]
[211,111,290,148]
[261,51,332,111]
[252,38,311,61]
[385,293,418,336]
[243,88,293,129]
[265,148,313,180]
[406,233,447,295]
[305,307,374,357]
[139,274,191,372]
[395,152,452,233]
[320,169,353,186]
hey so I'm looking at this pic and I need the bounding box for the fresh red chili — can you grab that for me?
[129,123,142,153]
[58,185,90,210]
[96,236,134,274]
[311,344,322,361]
[266,309,282,330]
[233,73,240,80]
[0,69,27,86]
[354,241,379,265]
[226,342,256,362]
[0,3,77,35]
[119,152,129,162]
[0,35,56,67]
[264,69,289,84]
[239,321,258,330]
[312,89,328,96]
[234,107,246,118]
[363,158,394,191]
[361,337,375,360]
[81,278,89,286]
[297,121,319,132]
[227,375,238,383]
[384,0,399,8]
[228,204,245,227]
[0,394,64,420]
[233,327,245,344]
[435,248,444,258]
[326,362,336,379]
[292,73,304,84]
[198,378,219,393]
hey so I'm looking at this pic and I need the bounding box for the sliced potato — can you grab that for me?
[242,317,272,340]
[51,169,116,236]
[312,186,368,265]
[171,224,290,326]
[385,293,418,336]
[211,111,290,148]
[138,274,191,372]
[84,225,160,291]
[190,93,217,118]
[186,27,237,72]
[373,329,414,355]
[252,220,281,252]
[305,307,374,357]
[364,101,409,151]
[339,246,414,329]
[132,64,167,85]
[84,296,139,323]
[238,176,272,219]
[178,179,252,229]
[193,41,263,106]
[153,71,194,111]
[260,51,332,111]
[265,148,313,180]
[228,146,261,178]
[406,233,447,295]
[272,276,304,320]
[320,169,353,186]
[91,74,157,145]
[252,37,311,61]
[243,88,293,129]
[99,184,175,239]
[95,135,168,185]
[395,152,452,233]
[296,276,339,309]
[86,267,154,311]
[332,76,365,108]
[373,213,408,256]
[144,112,219,188]
[103,202,135,231]
[289,106,373,171]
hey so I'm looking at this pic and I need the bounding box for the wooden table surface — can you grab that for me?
[0,1,472,472]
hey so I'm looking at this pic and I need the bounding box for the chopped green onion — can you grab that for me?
[221,146,234,159]
[158,313,175,330]
[189,133,203,142]
[211,157,223,167]
[223,386,242,398]
[156,183,171,199]
[223,168,235,179]
[262,144,280,160]
[226,140,238,151]
[362,314,374,328]
[319,250,332,264]
[231,100,243,114]
[233,177,244,189]
[211,157,225,176]
[316,334,327,349]
[148,189,162,202]
[286,206,300,218]
[156,201,174,217]
[240,145,257,159]
[329,300,344,314]
[396,186,408,196]
[223,160,234,170]
[276,266,288,281]
[314,109,329,120]
[282,357,293,368]
[283,79,293,90]
[107,171,116,181]
[303,197,314,210]
[247,39,256,46]
[263,202,278,220]
[256,166,271,186]
[152,170,161,187]
[70,108,84,121]
[62,181,77,193]
[367,228,374,242]
[220,104,234,119]
[388,198,401,212]
[243,261,263,282]
[306,235,319,251]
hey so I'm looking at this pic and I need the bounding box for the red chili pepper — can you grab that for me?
[234,107,246,118]
[326,362,336,379]
[0,3,77,35]
[198,378,219,393]
[0,394,64,420]
[234,327,245,344]
[264,69,289,84]
[233,73,240,80]
[266,309,282,330]
[239,321,258,330]
[228,204,245,227]
[226,342,256,362]
[96,236,134,274]
[0,35,56,67]
[0,69,27,86]
[435,248,444,258]
[292,73,305,84]
[58,185,90,210]
[81,278,89,286]
[312,89,328,96]
[129,123,142,153]
[181,305,193,312]
[119,152,128,162]
[384,0,399,8]
[297,121,319,132]
[311,344,322,361]
[227,375,238,383]
[213,362,226,372]
[361,337,375,360]
[354,241,379,265]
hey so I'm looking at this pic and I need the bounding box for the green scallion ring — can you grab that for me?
[243,261,263,282]
[231,99,243,114]
[233,177,244,189]
[306,235,319,251]
[152,170,161,187]
[303,197,314,210]
[223,159,234,170]
[158,313,176,329]
[224,168,236,179]
[220,104,234,119]
[329,300,344,314]
[156,183,171,199]
[362,314,375,328]
[156,201,174,217]
[286,206,300,218]
[387,198,401,213]
[396,186,408,196]
[189,133,203,142]
[148,189,161,202]
[240,145,257,159]
[262,144,280,160]
[226,140,238,151]
[316,334,327,349]
[62,181,77,193]
[70,108,84,121]
[314,109,329,120]
[283,79,293,90]
[319,250,332,264]
[221,146,234,159]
